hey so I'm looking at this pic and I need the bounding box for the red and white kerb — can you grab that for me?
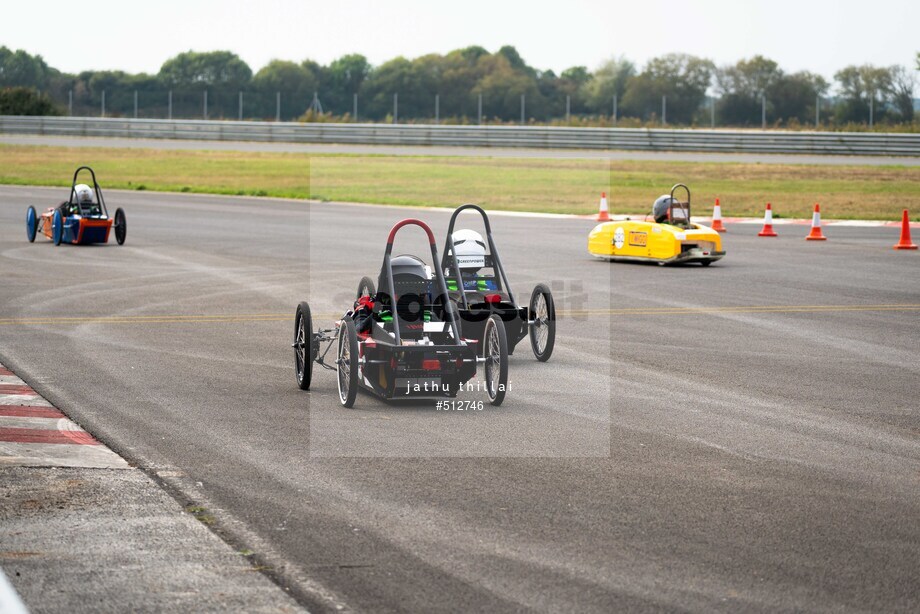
[0,363,128,468]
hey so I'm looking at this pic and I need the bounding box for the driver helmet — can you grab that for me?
[652,195,675,224]
[450,229,486,269]
[74,184,94,204]
[379,254,430,302]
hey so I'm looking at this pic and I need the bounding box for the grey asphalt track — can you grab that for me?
[3,134,919,166]
[1,186,919,612]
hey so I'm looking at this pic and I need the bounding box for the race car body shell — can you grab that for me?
[588,219,725,265]
[40,208,113,245]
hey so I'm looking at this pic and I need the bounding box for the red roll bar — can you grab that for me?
[386,219,436,246]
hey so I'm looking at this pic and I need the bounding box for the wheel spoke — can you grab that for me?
[487,323,500,392]
[338,329,350,402]
[532,294,549,353]
[537,321,548,349]
[295,317,305,377]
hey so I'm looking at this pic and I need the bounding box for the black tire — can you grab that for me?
[700,260,712,267]
[294,302,313,390]
[52,209,63,246]
[529,284,556,362]
[114,208,127,245]
[356,276,376,301]
[337,317,359,408]
[483,315,509,406]
[26,206,37,242]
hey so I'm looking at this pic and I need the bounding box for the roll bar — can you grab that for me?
[68,166,109,217]
[441,204,517,310]
[380,219,462,346]
[669,183,690,224]
[386,218,436,246]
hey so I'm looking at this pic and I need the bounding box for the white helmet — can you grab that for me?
[451,229,486,269]
[74,184,94,203]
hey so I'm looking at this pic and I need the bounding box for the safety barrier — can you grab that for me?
[2,115,918,156]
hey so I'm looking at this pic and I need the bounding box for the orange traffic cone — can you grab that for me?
[758,203,778,237]
[893,209,918,250]
[805,203,827,241]
[596,192,610,222]
[711,198,726,232]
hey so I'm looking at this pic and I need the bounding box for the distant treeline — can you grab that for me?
[1,45,917,127]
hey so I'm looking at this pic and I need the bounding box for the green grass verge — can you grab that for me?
[1,144,917,220]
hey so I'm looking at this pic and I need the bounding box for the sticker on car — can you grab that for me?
[628,231,647,247]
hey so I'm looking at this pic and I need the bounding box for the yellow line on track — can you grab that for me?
[569,304,920,316]
[1,304,918,326]
[0,315,290,325]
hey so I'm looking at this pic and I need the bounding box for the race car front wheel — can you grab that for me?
[114,208,127,245]
[337,317,359,408]
[52,209,63,246]
[529,283,556,362]
[26,207,37,242]
[294,302,313,390]
[483,315,508,406]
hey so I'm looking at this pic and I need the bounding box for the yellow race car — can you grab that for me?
[588,184,725,266]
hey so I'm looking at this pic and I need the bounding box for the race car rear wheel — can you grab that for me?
[294,302,313,390]
[483,315,508,406]
[529,284,556,362]
[356,276,376,301]
[337,317,359,408]
[114,208,127,245]
[52,209,63,246]
[26,207,37,242]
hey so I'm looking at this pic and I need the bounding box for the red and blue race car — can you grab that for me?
[26,166,126,246]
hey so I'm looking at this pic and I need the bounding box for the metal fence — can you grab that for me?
[43,88,902,128]
[59,89,305,122]
[2,115,919,156]
[71,89,588,125]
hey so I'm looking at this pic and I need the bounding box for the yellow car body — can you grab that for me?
[588,219,725,266]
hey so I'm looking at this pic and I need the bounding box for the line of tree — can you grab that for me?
[0,45,916,126]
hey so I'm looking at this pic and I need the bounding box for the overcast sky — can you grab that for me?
[5,0,917,83]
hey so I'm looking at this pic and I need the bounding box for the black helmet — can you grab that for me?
[378,254,430,300]
[652,195,675,224]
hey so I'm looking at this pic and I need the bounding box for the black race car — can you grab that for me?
[294,218,510,408]
[440,204,556,362]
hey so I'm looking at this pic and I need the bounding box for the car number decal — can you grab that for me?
[628,231,648,247]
